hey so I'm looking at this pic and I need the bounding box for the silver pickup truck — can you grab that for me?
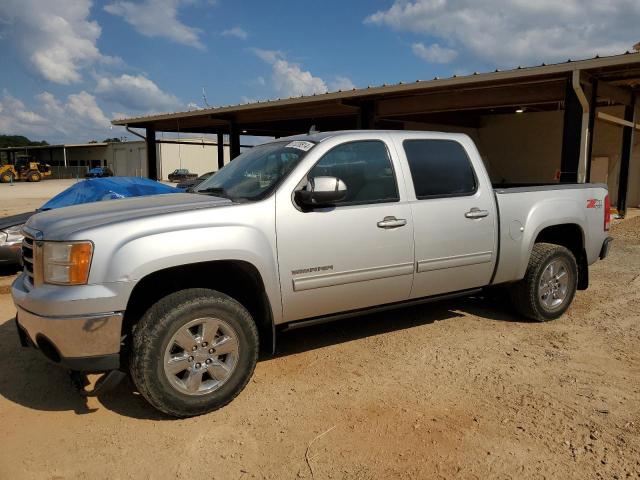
[11,130,612,417]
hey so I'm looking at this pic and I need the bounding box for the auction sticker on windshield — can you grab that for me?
[286,141,315,152]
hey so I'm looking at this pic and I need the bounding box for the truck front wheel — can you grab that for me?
[509,243,578,322]
[130,288,259,417]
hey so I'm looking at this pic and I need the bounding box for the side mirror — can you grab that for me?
[295,176,347,207]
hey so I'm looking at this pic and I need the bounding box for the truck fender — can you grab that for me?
[516,199,587,280]
[102,225,283,325]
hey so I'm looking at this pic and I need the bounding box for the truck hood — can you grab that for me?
[0,211,36,231]
[26,193,232,240]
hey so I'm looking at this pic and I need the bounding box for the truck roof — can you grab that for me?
[276,129,469,144]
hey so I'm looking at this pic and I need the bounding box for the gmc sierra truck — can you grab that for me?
[11,131,613,417]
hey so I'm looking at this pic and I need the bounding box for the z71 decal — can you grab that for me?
[586,199,603,209]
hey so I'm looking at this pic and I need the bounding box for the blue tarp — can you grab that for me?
[41,177,181,210]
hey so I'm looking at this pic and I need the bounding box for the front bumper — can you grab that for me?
[600,236,613,260]
[15,306,123,372]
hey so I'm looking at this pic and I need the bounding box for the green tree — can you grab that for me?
[0,134,49,148]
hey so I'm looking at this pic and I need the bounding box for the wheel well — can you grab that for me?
[534,223,588,290]
[123,260,274,360]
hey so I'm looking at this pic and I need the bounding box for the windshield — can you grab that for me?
[193,140,314,201]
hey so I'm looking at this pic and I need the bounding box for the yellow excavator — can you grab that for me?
[0,155,52,183]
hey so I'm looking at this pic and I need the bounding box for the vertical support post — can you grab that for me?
[63,147,67,167]
[146,127,158,180]
[49,149,54,179]
[560,76,583,182]
[358,101,375,129]
[617,93,636,217]
[217,133,225,170]
[585,79,598,182]
[229,122,241,160]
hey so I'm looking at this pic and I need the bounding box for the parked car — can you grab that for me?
[0,177,179,267]
[168,168,198,182]
[177,171,215,190]
[12,131,612,417]
[0,211,36,266]
[85,166,114,178]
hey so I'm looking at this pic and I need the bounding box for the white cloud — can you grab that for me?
[329,76,356,91]
[412,42,457,63]
[253,49,328,97]
[0,89,111,142]
[1,93,48,126]
[253,49,356,97]
[366,0,639,67]
[0,0,115,84]
[222,27,248,40]
[95,74,182,113]
[67,91,111,126]
[253,50,356,96]
[105,0,204,49]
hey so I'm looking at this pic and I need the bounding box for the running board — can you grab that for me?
[281,288,482,332]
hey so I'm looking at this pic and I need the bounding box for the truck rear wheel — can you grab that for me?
[509,243,577,322]
[130,288,259,417]
[0,171,13,183]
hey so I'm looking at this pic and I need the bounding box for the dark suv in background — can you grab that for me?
[168,168,198,182]
[85,166,114,178]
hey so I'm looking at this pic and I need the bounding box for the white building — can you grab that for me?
[1,137,232,181]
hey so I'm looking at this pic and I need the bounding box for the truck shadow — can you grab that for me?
[0,295,524,419]
[0,265,20,280]
[273,294,522,357]
[0,317,102,415]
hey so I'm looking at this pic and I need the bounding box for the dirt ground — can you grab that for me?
[0,190,638,479]
[0,179,77,216]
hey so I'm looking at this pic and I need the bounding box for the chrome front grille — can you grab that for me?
[22,234,35,289]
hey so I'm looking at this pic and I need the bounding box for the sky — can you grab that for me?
[0,0,638,144]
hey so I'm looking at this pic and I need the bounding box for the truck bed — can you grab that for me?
[491,182,610,285]
[492,182,608,193]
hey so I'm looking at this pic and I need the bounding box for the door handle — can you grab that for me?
[377,216,407,229]
[465,208,489,219]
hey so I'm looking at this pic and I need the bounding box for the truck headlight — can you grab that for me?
[42,241,93,285]
[1,224,24,245]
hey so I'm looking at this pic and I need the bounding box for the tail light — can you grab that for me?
[604,194,611,231]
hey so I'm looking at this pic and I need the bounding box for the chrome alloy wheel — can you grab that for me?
[538,259,571,311]
[163,317,239,396]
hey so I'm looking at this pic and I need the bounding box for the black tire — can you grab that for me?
[130,288,259,417]
[0,172,13,183]
[28,171,41,182]
[509,243,578,322]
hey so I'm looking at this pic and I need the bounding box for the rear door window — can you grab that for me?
[403,140,477,199]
